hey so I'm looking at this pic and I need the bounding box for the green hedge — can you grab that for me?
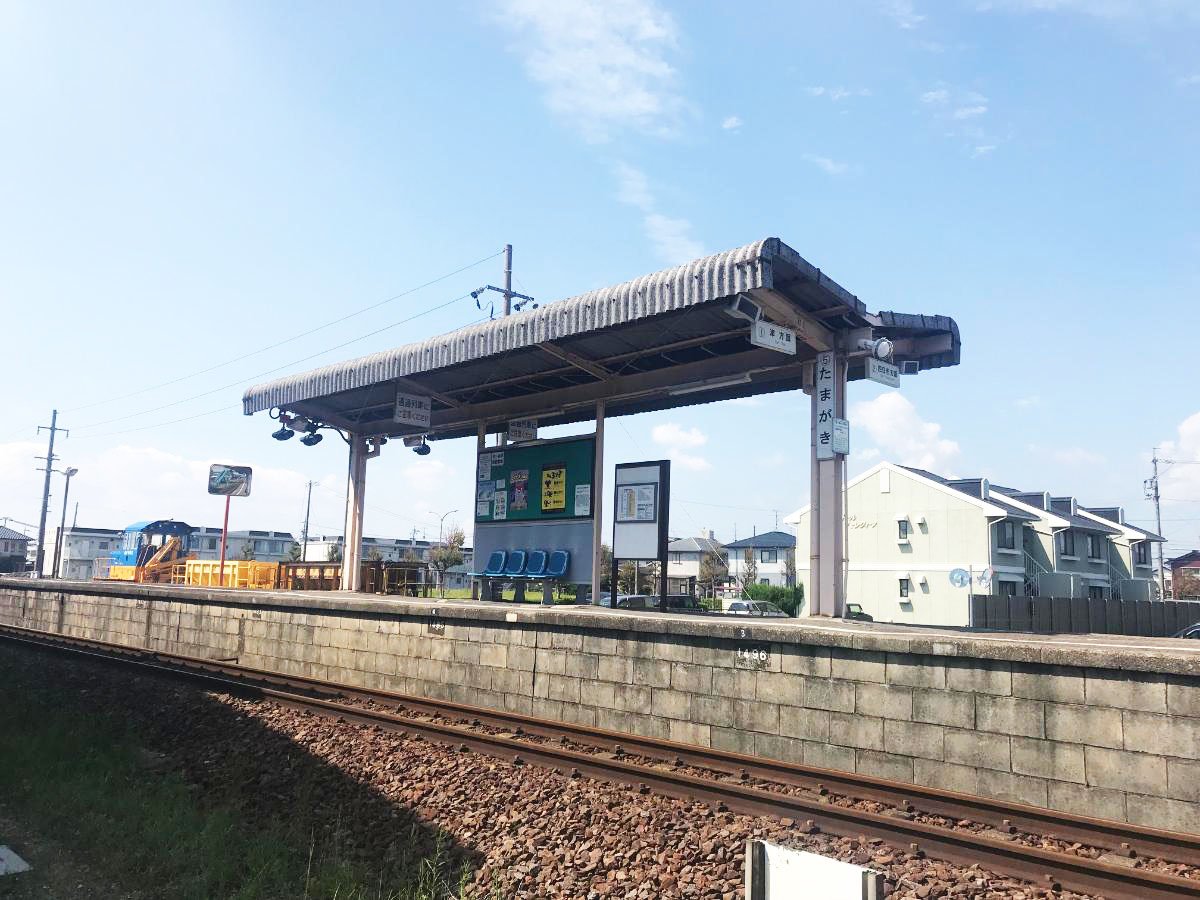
[745,583,804,616]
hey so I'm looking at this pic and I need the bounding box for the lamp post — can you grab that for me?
[51,467,78,578]
[429,508,458,592]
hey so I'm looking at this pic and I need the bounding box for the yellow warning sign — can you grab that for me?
[541,465,566,512]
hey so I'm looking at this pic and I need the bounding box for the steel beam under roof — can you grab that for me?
[242,237,961,438]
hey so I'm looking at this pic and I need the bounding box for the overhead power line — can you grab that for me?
[73,291,475,431]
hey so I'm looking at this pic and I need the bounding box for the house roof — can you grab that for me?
[724,530,796,549]
[897,468,1038,521]
[0,526,31,542]
[1169,550,1200,569]
[242,238,960,440]
[1080,507,1165,542]
[668,536,726,553]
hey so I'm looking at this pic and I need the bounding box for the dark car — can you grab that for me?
[615,593,705,612]
[726,599,789,617]
[843,603,874,622]
[1172,623,1200,639]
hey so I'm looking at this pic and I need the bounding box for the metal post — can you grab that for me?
[340,436,369,592]
[302,480,314,562]
[590,400,605,606]
[503,243,513,316]
[34,410,67,578]
[474,422,486,601]
[218,495,231,586]
[52,468,76,578]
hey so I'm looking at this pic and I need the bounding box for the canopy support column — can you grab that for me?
[590,400,605,605]
[340,435,372,592]
[809,354,847,616]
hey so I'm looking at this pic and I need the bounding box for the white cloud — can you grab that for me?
[953,104,988,119]
[1014,394,1040,409]
[848,393,960,472]
[972,144,997,158]
[1160,411,1200,504]
[921,89,949,104]
[806,86,870,101]
[884,0,926,28]
[651,422,711,471]
[721,115,742,131]
[613,163,703,264]
[1179,74,1200,87]
[498,0,685,142]
[803,154,849,175]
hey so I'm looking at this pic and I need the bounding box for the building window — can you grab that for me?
[760,549,778,563]
[899,578,911,598]
[270,541,281,555]
[759,578,770,585]
[898,520,910,540]
[1087,534,1103,560]
[1134,541,1148,565]
[999,581,1017,597]
[1088,585,1104,601]
[206,538,217,551]
[997,521,1016,550]
[669,552,681,564]
[1059,530,1076,557]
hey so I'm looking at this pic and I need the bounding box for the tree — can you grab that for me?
[429,525,465,598]
[598,543,613,592]
[365,547,384,562]
[739,547,758,592]
[699,549,727,598]
[287,543,302,562]
[326,543,343,563]
[239,542,255,561]
[784,548,797,588]
[617,560,638,594]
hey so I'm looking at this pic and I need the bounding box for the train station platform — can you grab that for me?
[4,575,1200,834]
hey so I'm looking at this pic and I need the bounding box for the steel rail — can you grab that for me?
[4,623,1200,899]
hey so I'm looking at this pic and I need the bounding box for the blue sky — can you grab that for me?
[2,0,1198,557]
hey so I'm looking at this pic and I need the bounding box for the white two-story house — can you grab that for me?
[666,532,727,596]
[723,531,796,589]
[786,462,1163,626]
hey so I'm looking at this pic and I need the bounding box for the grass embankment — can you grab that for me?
[0,658,474,900]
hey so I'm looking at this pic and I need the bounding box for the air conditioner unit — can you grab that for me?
[900,360,920,375]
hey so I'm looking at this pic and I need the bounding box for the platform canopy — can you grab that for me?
[242,237,960,440]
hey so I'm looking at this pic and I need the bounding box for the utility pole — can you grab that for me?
[1146,448,1166,598]
[503,243,513,316]
[34,410,68,578]
[302,480,315,561]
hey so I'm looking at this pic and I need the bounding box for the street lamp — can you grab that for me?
[51,467,78,578]
[429,508,459,592]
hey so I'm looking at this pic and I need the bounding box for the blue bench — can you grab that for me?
[474,548,571,603]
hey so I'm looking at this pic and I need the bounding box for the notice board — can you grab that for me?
[475,435,595,524]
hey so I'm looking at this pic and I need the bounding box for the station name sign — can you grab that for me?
[866,357,900,388]
[508,418,537,442]
[750,319,797,355]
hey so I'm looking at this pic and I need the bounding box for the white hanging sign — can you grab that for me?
[394,392,431,428]
[508,418,537,442]
[866,357,900,388]
[750,319,797,355]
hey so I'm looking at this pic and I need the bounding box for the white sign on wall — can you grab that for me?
[814,351,839,460]
[394,392,431,428]
[750,319,797,355]
[832,418,850,455]
[508,418,537,442]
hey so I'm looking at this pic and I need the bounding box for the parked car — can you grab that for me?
[844,603,875,622]
[726,599,789,617]
[1171,623,1200,639]
[614,593,705,612]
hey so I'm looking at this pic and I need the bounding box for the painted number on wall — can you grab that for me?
[736,644,770,669]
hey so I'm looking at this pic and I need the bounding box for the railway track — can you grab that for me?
[3,622,1199,900]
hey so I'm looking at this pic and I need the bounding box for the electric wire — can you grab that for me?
[72,291,474,431]
[65,248,503,415]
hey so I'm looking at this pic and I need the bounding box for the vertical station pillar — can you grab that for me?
[809,353,847,616]
[340,435,369,592]
[590,400,605,606]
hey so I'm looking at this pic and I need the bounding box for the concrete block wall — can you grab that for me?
[3,580,1200,833]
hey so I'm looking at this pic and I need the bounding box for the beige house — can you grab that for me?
[785,462,1163,626]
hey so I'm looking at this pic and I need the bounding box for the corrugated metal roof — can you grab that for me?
[242,237,868,416]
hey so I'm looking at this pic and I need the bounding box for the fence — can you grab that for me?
[278,560,430,596]
[969,594,1200,636]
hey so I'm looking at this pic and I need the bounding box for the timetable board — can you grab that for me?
[474,435,595,524]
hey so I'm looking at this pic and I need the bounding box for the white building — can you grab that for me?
[723,531,797,588]
[786,462,1164,626]
[666,533,727,595]
[43,526,123,579]
[189,527,298,563]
